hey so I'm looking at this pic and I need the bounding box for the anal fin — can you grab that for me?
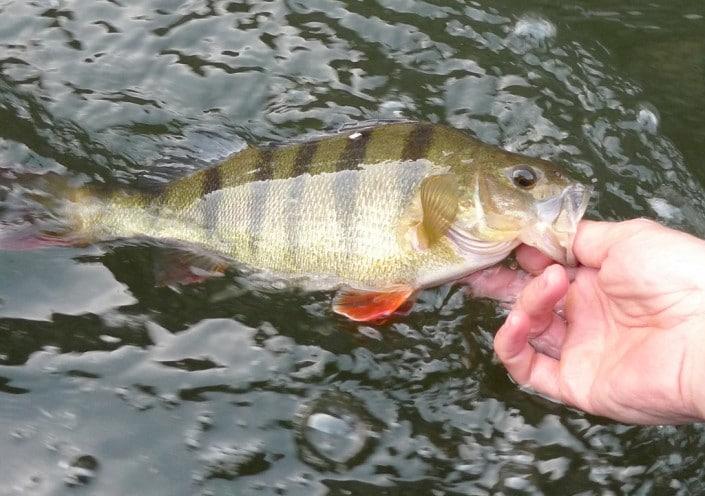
[333,286,416,322]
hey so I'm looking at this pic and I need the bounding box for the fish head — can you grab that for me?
[464,152,591,265]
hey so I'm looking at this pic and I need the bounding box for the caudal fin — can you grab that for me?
[0,223,76,251]
[0,168,89,251]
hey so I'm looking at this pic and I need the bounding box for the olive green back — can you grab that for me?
[154,121,488,211]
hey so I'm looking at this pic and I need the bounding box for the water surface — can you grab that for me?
[1,0,705,494]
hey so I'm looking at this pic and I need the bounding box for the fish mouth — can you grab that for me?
[523,182,592,265]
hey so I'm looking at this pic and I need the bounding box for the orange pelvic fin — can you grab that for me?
[332,286,416,322]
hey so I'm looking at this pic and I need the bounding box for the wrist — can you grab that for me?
[690,373,705,422]
[683,329,705,422]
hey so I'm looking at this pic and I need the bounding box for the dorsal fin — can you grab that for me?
[419,173,460,245]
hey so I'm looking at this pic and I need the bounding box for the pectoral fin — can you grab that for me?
[333,286,416,322]
[155,249,229,287]
[418,174,460,246]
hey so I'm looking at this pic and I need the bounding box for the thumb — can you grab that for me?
[572,219,661,268]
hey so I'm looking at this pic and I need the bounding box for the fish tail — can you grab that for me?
[0,168,94,250]
[0,223,77,250]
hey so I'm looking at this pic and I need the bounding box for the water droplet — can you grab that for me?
[295,391,379,469]
[63,455,99,487]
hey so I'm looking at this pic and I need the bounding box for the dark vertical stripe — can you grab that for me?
[285,175,306,269]
[337,129,372,171]
[255,149,274,182]
[202,167,222,195]
[293,141,318,177]
[333,170,360,255]
[401,123,434,161]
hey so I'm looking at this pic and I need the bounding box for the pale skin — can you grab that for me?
[466,219,705,424]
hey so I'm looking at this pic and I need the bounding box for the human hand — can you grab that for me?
[468,219,705,424]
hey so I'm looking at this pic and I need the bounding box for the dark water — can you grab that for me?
[1,0,705,494]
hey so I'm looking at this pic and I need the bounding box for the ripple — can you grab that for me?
[295,391,378,469]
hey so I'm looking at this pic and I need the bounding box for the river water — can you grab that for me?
[1,1,704,494]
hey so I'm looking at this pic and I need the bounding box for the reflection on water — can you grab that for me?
[1,0,704,494]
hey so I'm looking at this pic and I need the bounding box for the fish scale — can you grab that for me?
[187,160,444,287]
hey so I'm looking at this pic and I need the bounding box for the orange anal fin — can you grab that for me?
[333,286,416,322]
[155,250,229,287]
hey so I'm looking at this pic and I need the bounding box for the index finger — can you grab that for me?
[493,264,569,395]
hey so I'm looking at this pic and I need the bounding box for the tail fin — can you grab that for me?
[0,223,75,250]
[0,168,88,250]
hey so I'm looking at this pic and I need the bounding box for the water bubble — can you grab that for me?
[63,455,99,487]
[512,15,557,45]
[305,413,366,462]
[294,391,379,469]
[636,103,660,134]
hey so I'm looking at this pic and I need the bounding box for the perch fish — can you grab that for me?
[5,122,592,321]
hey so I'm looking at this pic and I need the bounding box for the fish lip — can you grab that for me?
[564,183,592,225]
[521,182,592,266]
[558,182,593,265]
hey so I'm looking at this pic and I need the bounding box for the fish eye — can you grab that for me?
[511,166,538,189]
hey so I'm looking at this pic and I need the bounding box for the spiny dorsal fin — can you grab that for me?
[419,173,460,245]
